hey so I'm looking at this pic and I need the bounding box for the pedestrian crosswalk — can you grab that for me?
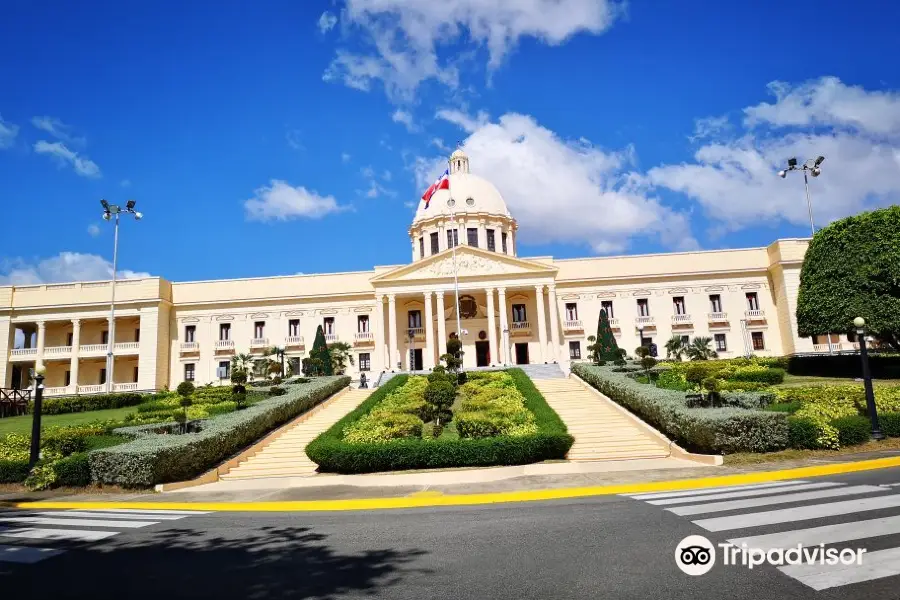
[0,508,210,565]
[623,479,900,591]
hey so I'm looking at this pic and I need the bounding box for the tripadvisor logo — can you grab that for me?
[675,535,716,576]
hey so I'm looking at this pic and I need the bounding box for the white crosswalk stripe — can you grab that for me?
[623,479,900,591]
[0,508,210,564]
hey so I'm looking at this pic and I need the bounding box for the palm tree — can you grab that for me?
[664,335,687,361]
[263,346,286,377]
[328,341,355,375]
[686,337,718,361]
[231,353,254,380]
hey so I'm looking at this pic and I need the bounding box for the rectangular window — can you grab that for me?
[184,363,195,381]
[569,341,581,360]
[419,236,424,259]
[637,299,650,317]
[467,227,479,247]
[673,296,686,315]
[447,228,459,249]
[133,366,139,383]
[99,368,107,385]
[751,331,765,350]
[709,294,722,313]
[640,336,653,348]
[714,333,727,351]
[430,232,439,255]
[601,300,614,319]
[288,319,300,337]
[681,335,690,346]
[64,370,71,386]
[135,328,140,343]
[254,321,265,339]
[323,317,335,334]
[486,228,496,252]
[501,231,508,254]
[101,330,109,345]
[359,353,371,372]
[66,332,73,347]
[289,357,300,376]
[565,303,578,321]
[218,361,230,379]
[408,310,422,329]
[512,304,527,323]
[358,315,370,333]
[185,325,196,342]
[219,323,231,341]
[847,330,857,343]
[746,292,760,311]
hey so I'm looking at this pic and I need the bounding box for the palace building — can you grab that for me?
[1,150,845,395]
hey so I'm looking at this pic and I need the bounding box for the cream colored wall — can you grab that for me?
[0,316,10,387]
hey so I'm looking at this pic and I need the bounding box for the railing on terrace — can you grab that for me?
[564,320,583,330]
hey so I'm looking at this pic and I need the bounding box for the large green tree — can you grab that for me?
[586,309,621,363]
[307,325,334,376]
[796,206,900,350]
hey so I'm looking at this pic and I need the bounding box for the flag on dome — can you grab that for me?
[421,169,449,209]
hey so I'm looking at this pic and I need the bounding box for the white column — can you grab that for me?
[0,317,11,388]
[547,284,561,362]
[374,295,385,371]
[497,288,509,365]
[486,288,498,366]
[411,238,417,262]
[436,291,447,363]
[534,285,547,363]
[69,319,81,392]
[36,320,46,370]
[387,294,398,371]
[423,291,435,369]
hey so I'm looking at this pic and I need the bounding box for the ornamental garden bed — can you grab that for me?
[306,368,573,474]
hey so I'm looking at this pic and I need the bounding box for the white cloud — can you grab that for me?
[0,114,19,149]
[30,116,84,145]
[33,140,101,178]
[341,152,352,163]
[0,252,150,285]
[87,224,101,237]
[391,109,416,131]
[323,0,623,101]
[436,108,489,133]
[648,77,900,232]
[417,111,696,253]
[318,11,338,33]
[244,180,348,221]
[689,115,731,142]
[358,166,396,199]
[431,137,450,152]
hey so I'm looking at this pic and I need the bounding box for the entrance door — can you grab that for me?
[515,343,529,365]
[10,365,23,389]
[475,341,490,367]
[409,348,423,371]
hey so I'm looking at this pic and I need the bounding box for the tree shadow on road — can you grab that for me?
[3,525,430,599]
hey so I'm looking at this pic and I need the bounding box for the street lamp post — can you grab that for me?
[854,317,885,440]
[637,325,644,352]
[29,366,46,468]
[100,200,143,393]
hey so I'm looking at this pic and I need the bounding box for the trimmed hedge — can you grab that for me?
[306,368,574,474]
[831,415,871,447]
[89,376,349,487]
[572,363,789,454]
[53,452,92,487]
[880,413,900,437]
[0,459,30,483]
[787,354,900,379]
[37,392,145,415]
[787,416,820,449]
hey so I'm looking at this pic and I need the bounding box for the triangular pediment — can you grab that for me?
[371,246,557,284]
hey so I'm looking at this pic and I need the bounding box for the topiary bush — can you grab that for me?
[831,415,872,447]
[53,452,92,487]
[37,392,145,416]
[572,363,788,454]
[787,416,822,449]
[268,386,286,397]
[879,412,900,437]
[176,381,195,397]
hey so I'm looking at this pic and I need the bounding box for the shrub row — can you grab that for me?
[455,372,537,438]
[89,376,349,487]
[36,392,146,415]
[572,363,789,454]
[306,369,573,474]
[787,354,900,379]
[342,377,428,443]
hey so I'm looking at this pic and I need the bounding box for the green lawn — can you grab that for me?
[775,374,900,389]
[0,406,138,437]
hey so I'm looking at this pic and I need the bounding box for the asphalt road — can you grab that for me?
[3,466,900,599]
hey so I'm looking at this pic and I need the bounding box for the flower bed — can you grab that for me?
[655,357,786,393]
[572,363,789,454]
[306,369,573,474]
[89,376,349,487]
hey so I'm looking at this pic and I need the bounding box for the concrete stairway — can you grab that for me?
[220,388,372,480]
[517,363,566,379]
[532,377,671,461]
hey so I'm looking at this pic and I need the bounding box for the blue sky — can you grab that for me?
[1,0,899,284]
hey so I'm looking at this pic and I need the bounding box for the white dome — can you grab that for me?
[412,172,511,223]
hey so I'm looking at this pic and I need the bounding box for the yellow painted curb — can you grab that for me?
[15,455,900,513]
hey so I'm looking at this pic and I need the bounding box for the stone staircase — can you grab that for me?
[219,388,372,480]
[532,377,671,461]
[517,363,566,379]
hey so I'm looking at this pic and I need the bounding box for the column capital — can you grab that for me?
[547,284,556,293]
[534,284,545,294]
[423,290,433,299]
[71,318,81,327]
[36,320,46,329]
[497,287,506,295]
[387,293,397,302]
[484,287,495,294]
[435,290,445,298]
[375,293,384,302]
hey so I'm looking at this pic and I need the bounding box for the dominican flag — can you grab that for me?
[421,169,450,209]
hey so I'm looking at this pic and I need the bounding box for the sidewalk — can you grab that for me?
[5,448,900,506]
